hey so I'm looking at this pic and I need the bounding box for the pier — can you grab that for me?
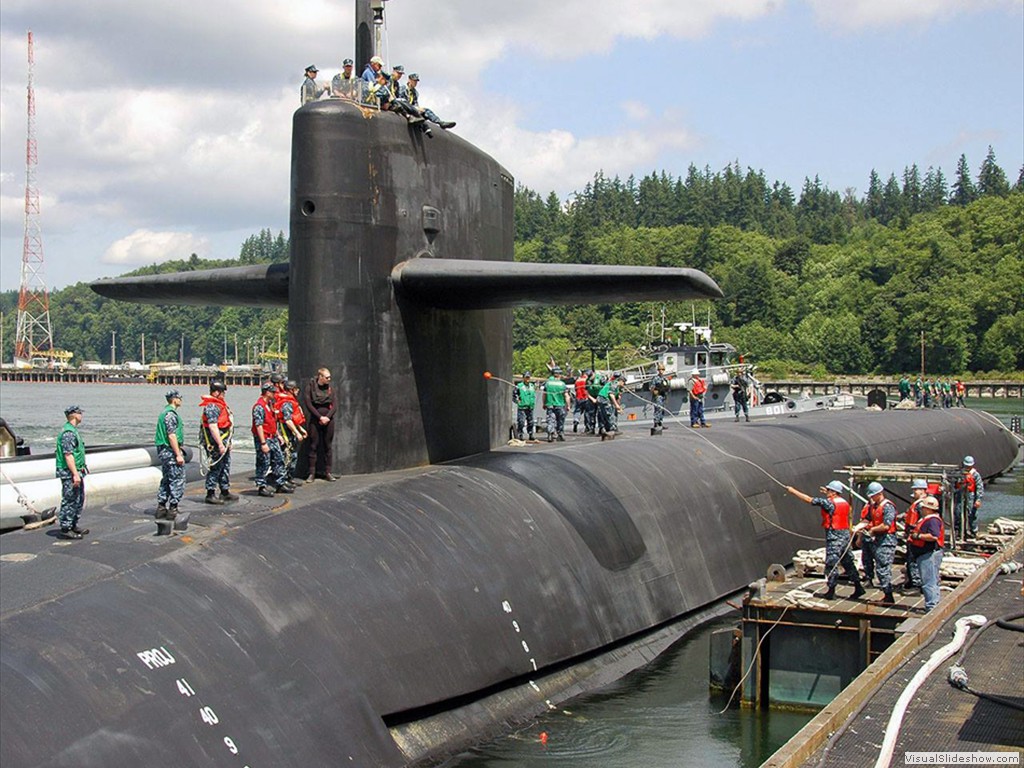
[0,367,266,387]
[749,528,1023,767]
[762,379,1023,399]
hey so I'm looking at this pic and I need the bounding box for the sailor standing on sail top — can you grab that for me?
[300,65,328,105]
[331,58,359,100]
[55,405,89,540]
[785,480,865,600]
[686,368,709,428]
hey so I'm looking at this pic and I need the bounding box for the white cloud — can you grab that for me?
[102,229,209,265]
[804,0,1020,30]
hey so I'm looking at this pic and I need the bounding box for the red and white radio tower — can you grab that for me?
[14,30,55,366]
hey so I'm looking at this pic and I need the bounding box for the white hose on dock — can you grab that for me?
[872,614,987,768]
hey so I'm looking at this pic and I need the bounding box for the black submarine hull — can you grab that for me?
[1,408,1016,767]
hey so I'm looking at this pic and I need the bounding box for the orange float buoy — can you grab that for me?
[483,371,492,379]
[539,731,548,745]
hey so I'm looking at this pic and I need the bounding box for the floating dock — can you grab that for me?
[756,529,1023,767]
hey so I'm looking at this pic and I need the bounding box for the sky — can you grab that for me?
[0,0,1021,292]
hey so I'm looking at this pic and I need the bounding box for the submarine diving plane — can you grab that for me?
[1,2,1018,765]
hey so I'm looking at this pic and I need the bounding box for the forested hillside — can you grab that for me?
[2,150,1021,376]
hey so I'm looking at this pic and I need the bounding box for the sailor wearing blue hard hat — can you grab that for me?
[855,481,898,604]
[785,479,865,600]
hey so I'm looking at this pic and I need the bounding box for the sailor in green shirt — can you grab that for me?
[55,405,88,539]
[155,389,186,519]
[541,367,570,442]
[513,372,537,441]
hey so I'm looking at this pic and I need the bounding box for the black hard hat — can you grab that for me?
[210,380,227,393]
[64,404,83,417]
[165,389,182,401]
[286,379,298,389]
[261,381,275,393]
[270,373,285,383]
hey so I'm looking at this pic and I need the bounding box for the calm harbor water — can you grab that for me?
[1,381,1021,767]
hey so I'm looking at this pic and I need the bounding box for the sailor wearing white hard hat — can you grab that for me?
[900,479,931,592]
[907,496,945,611]
[685,368,708,428]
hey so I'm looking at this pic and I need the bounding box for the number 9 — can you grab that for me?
[224,736,238,754]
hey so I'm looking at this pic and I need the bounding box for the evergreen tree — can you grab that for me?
[977,145,1010,198]
[950,154,977,206]
[866,170,884,220]
[880,173,904,226]
[902,164,922,215]
[922,166,948,210]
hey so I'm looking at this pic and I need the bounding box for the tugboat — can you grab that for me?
[610,322,853,423]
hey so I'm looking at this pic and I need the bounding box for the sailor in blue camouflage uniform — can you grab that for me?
[300,65,328,105]
[331,58,359,100]
[200,380,237,505]
[405,73,456,130]
[155,390,186,519]
[953,455,984,539]
[786,480,865,600]
[856,481,899,604]
[252,382,291,497]
[55,405,89,540]
[649,364,669,429]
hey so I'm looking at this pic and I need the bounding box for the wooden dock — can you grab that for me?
[757,530,1023,767]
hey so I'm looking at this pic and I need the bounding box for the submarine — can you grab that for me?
[1,3,1019,766]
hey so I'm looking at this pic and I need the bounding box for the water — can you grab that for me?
[2,382,1022,766]
[0,381,262,458]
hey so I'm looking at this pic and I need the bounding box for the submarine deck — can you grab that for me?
[0,407,1012,622]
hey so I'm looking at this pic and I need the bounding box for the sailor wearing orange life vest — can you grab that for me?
[686,368,709,428]
[785,480,865,600]
[899,478,930,591]
[278,380,308,484]
[252,381,291,497]
[200,380,238,505]
[953,455,984,539]
[854,481,898,604]
[907,495,945,611]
